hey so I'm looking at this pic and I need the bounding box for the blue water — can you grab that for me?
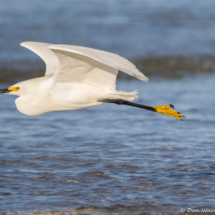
[1,1,215,214]
[1,74,215,214]
[1,0,215,65]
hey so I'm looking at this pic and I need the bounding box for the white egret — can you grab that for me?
[0,42,184,120]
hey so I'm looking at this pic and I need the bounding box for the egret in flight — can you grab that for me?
[0,42,184,120]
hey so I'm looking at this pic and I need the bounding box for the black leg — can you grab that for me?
[98,99,184,121]
[98,99,157,112]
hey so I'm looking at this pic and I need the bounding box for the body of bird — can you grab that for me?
[14,76,131,115]
[0,42,184,120]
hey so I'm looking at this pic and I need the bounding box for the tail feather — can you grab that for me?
[106,89,138,101]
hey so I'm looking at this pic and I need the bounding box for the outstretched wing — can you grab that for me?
[49,45,148,87]
[21,42,59,76]
[21,42,148,89]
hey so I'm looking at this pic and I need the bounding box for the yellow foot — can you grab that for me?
[153,104,184,121]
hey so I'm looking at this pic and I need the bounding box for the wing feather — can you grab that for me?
[50,45,148,82]
[50,49,118,89]
[20,42,59,76]
[20,42,148,89]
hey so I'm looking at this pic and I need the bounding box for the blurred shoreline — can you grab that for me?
[1,55,215,83]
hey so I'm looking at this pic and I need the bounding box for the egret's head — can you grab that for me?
[0,86,20,95]
[0,77,47,97]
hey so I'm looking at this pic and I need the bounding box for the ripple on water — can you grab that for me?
[1,75,215,214]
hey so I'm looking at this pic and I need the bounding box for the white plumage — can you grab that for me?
[7,41,148,116]
[0,41,184,120]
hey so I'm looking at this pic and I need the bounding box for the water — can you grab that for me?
[1,1,215,214]
[1,74,215,214]
[1,0,215,65]
[1,0,215,83]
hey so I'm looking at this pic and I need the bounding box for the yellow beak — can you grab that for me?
[0,87,20,94]
[8,87,20,92]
